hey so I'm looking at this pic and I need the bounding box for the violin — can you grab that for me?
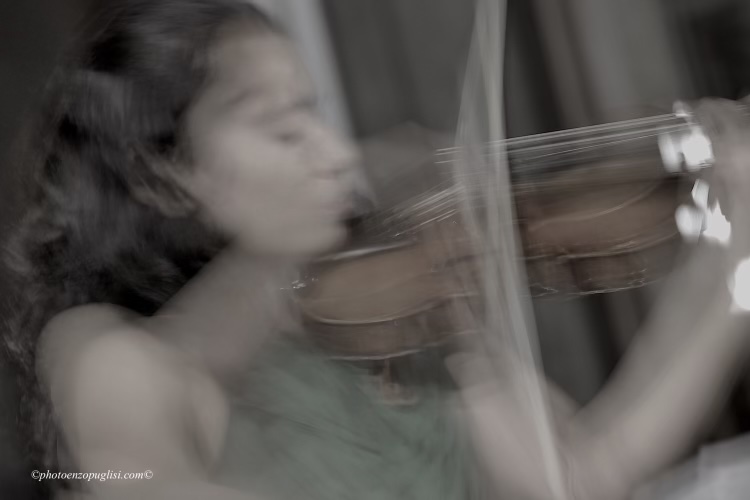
[294,103,732,361]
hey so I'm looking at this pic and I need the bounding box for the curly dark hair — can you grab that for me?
[2,0,276,481]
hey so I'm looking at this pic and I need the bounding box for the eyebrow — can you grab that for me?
[218,83,318,123]
[220,88,259,112]
[291,95,318,111]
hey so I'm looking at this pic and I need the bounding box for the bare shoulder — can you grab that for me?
[37,304,160,392]
[37,304,230,473]
[38,304,189,433]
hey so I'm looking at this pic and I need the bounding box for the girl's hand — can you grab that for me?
[678,98,750,312]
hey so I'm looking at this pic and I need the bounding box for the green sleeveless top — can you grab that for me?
[215,337,486,500]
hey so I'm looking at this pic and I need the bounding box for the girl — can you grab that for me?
[5,1,750,499]
[5,1,362,498]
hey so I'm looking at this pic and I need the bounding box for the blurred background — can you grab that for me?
[2,0,750,497]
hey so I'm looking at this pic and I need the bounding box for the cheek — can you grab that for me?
[189,128,346,254]
[212,127,298,181]
[196,128,305,205]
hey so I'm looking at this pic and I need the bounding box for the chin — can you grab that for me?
[246,223,347,258]
[299,224,348,255]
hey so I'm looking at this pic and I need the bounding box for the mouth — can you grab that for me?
[343,193,377,237]
[325,189,374,218]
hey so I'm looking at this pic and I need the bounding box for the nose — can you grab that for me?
[310,124,360,179]
[309,123,377,220]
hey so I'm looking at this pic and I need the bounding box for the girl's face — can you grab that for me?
[183,28,361,257]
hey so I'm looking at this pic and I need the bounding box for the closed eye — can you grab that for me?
[275,130,305,144]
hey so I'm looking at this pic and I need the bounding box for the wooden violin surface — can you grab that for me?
[518,157,684,294]
[296,127,689,359]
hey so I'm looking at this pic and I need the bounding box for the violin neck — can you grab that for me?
[436,108,719,178]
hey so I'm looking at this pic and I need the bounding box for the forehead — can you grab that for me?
[205,29,313,113]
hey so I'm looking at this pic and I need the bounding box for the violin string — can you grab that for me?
[384,144,681,228]
[436,112,682,155]
[491,112,680,145]
[503,125,684,159]
[435,122,684,159]
[437,125,685,172]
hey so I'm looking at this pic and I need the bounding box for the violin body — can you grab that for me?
[519,157,684,295]
[296,145,688,359]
